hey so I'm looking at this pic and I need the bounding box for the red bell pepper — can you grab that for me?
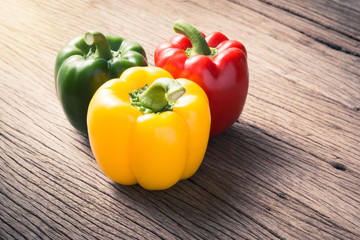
[155,20,249,137]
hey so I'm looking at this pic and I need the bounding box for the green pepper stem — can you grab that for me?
[84,30,112,60]
[173,20,211,56]
[139,78,186,112]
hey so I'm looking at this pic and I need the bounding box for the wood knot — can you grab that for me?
[331,162,347,171]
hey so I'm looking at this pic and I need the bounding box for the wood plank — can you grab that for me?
[205,123,360,239]
[231,0,360,56]
[262,0,360,39]
[1,0,359,239]
[219,0,360,109]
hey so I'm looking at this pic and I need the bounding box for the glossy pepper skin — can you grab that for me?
[155,20,249,137]
[87,66,210,190]
[55,31,148,134]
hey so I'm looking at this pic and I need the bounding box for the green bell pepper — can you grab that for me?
[55,30,148,134]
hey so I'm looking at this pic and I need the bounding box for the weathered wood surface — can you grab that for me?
[1,0,359,239]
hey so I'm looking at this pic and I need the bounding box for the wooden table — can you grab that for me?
[1,0,359,239]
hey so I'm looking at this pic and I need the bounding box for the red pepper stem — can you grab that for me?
[173,20,211,56]
[139,78,186,112]
[84,31,112,61]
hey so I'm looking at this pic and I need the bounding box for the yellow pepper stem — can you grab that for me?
[138,78,186,113]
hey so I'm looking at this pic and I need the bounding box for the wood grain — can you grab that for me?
[235,0,360,56]
[1,0,359,239]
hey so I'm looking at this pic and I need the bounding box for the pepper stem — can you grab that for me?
[138,78,186,113]
[173,20,211,56]
[84,30,112,60]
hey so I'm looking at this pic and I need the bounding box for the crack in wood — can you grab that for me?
[277,192,288,200]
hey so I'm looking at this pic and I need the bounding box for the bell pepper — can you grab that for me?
[87,66,210,190]
[55,30,148,134]
[155,20,249,137]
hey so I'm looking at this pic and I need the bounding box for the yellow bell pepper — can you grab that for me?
[87,66,210,190]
